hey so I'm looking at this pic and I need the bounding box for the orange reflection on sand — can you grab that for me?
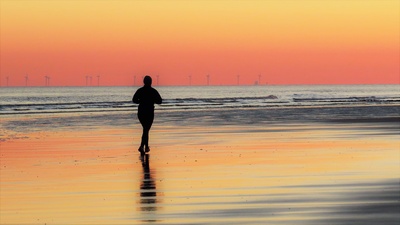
[1,129,143,224]
[1,124,398,224]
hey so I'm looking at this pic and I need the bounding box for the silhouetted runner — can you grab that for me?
[132,76,162,154]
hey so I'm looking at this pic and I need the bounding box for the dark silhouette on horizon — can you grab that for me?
[132,75,162,154]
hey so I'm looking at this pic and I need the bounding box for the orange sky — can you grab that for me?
[1,0,399,86]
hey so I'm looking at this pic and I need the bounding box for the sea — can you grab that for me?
[1,85,399,114]
[1,85,399,135]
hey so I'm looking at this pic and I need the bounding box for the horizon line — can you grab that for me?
[1,83,399,88]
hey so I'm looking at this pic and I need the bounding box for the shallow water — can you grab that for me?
[1,119,399,224]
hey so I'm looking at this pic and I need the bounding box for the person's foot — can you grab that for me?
[138,146,144,153]
[145,146,150,152]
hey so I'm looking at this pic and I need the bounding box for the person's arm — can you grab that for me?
[154,90,162,104]
[132,89,140,104]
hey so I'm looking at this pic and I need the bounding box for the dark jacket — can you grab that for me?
[132,86,162,114]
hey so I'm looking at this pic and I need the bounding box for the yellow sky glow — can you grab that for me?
[1,0,399,85]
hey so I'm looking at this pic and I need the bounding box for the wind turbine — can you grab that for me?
[206,74,210,86]
[25,75,29,87]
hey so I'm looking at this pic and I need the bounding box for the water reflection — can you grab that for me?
[139,154,159,222]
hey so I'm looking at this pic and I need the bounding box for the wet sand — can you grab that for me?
[1,116,399,224]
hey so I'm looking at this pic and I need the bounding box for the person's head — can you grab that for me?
[143,75,152,86]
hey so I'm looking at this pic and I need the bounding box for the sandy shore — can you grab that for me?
[1,112,399,224]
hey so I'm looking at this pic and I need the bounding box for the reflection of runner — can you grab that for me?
[139,154,157,213]
[132,76,162,153]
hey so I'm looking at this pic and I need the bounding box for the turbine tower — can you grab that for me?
[25,75,29,87]
[206,74,210,86]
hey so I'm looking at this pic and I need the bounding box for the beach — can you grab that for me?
[2,0,399,223]
[1,102,399,224]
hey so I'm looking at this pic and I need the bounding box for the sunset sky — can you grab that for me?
[1,0,399,86]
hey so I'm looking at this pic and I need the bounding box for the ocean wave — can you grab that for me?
[293,96,400,102]
[1,86,399,115]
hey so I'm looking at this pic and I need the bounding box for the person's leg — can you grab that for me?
[138,114,146,151]
[138,113,154,152]
[143,115,154,151]
[142,124,150,149]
